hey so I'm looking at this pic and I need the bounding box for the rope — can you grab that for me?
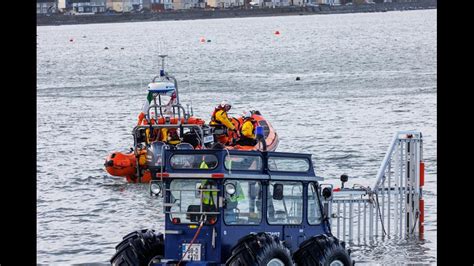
[410,210,420,235]
[177,215,206,266]
[374,191,388,237]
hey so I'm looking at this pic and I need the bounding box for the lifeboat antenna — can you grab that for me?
[158,54,167,78]
[155,53,182,122]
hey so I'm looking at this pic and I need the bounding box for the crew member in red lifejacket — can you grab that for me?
[210,100,237,144]
[236,111,258,146]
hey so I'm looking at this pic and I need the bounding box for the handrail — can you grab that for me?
[373,130,422,191]
[133,124,205,148]
[327,130,424,243]
[147,104,188,123]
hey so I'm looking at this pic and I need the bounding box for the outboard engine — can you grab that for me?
[134,127,147,144]
[146,141,168,174]
[211,125,227,136]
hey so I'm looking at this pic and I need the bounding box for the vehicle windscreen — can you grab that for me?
[170,154,218,169]
[268,157,309,172]
[223,180,262,225]
[167,179,219,224]
[267,181,303,224]
[224,154,263,171]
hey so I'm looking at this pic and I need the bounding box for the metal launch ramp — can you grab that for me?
[322,131,425,244]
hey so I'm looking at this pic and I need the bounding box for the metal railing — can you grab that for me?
[324,131,425,244]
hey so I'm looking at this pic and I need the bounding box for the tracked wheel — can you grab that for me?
[293,234,352,266]
[110,229,164,266]
[226,232,293,266]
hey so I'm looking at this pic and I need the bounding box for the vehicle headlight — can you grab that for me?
[150,181,162,196]
[225,183,236,195]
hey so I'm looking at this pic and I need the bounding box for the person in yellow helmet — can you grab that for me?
[236,111,258,146]
[210,100,238,144]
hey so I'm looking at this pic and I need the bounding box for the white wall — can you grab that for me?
[58,0,66,9]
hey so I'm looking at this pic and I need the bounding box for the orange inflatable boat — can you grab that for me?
[104,57,279,183]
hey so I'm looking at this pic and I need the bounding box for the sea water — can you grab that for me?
[37,9,436,264]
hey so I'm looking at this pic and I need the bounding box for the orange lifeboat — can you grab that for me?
[105,58,219,183]
[105,58,279,183]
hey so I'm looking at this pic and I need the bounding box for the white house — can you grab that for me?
[90,0,107,12]
[208,0,244,7]
[263,0,289,7]
[37,0,57,14]
[57,0,67,9]
[106,0,140,12]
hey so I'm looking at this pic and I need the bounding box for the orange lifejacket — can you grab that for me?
[137,112,146,125]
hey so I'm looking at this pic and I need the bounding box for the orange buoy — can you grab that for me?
[274,31,280,35]
[200,37,206,43]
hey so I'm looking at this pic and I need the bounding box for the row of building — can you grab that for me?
[37,0,404,14]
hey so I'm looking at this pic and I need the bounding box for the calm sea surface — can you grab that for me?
[37,9,436,264]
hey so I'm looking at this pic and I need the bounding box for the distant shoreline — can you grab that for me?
[37,1,436,26]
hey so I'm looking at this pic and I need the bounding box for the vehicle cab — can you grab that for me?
[150,149,331,265]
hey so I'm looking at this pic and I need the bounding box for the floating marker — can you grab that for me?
[207,39,211,43]
[121,47,124,50]
[200,37,206,43]
[69,38,74,42]
[104,47,109,50]
[274,30,280,35]
[296,77,301,81]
